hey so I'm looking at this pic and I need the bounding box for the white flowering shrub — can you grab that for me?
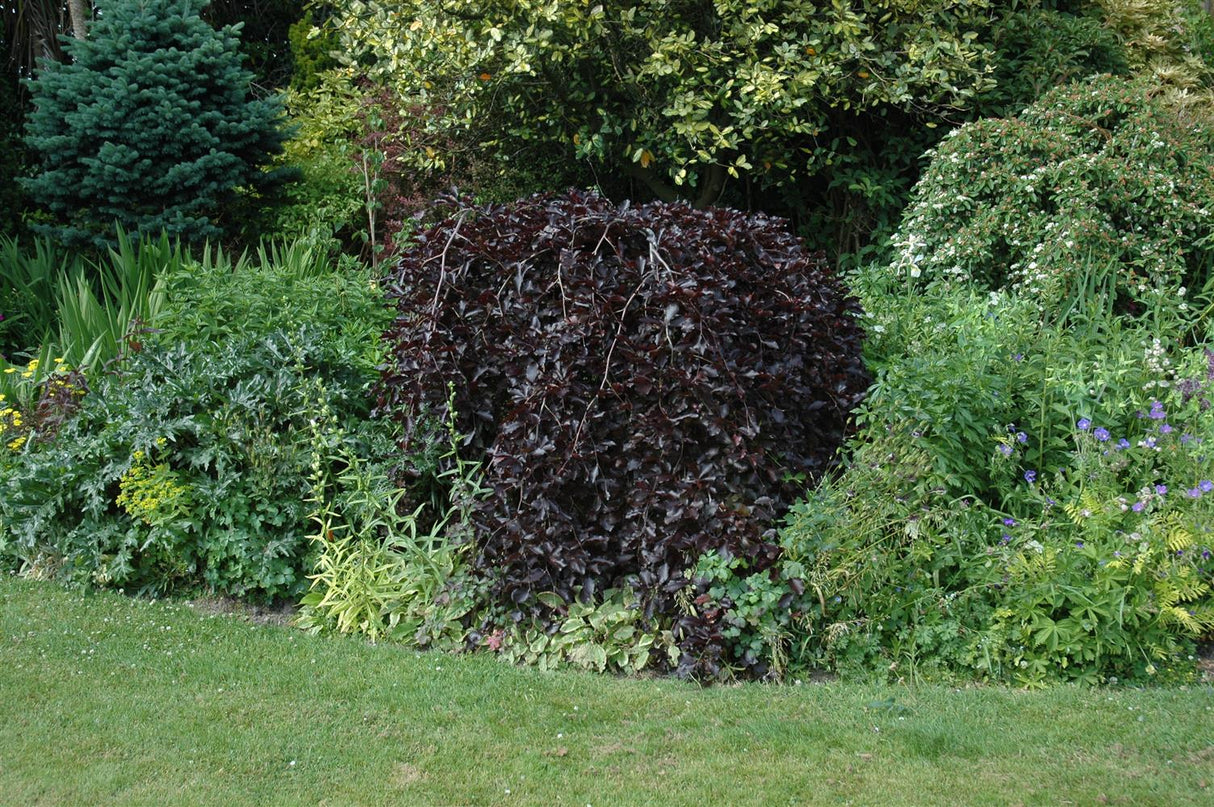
[890,75,1214,321]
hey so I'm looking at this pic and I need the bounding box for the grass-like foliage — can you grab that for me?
[52,228,172,370]
[5,577,1213,806]
[379,190,869,677]
[0,234,74,360]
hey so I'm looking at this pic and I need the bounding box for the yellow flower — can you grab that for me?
[3,368,14,374]
[7,435,26,451]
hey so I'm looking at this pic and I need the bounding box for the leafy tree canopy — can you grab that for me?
[328,0,996,206]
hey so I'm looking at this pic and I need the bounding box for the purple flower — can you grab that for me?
[1181,434,1193,444]
[1160,423,1173,434]
[1188,488,1203,498]
[1003,518,1016,527]
[1149,401,1166,420]
[1001,533,1012,544]
[1016,431,1028,444]
[1116,438,1131,450]
[1143,437,1157,449]
[1012,353,1024,362]
[1024,470,1037,483]
[1094,427,1110,442]
[1202,480,1214,492]
[1076,541,1084,549]
[998,444,1013,457]
[1132,501,1145,512]
[1156,484,1168,496]
[1077,418,1092,431]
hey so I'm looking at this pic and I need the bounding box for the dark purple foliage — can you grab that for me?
[377,190,870,676]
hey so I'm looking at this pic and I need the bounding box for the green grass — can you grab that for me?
[1,577,1211,806]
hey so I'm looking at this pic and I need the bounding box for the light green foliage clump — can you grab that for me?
[22,0,291,247]
[269,70,367,245]
[298,393,487,649]
[287,10,341,91]
[496,589,677,675]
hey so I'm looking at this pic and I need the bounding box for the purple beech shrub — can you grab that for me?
[377,190,870,677]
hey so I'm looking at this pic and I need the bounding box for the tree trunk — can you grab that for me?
[692,163,727,209]
[621,161,729,209]
[67,0,89,40]
[621,161,680,204]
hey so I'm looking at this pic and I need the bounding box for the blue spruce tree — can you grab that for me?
[23,0,291,247]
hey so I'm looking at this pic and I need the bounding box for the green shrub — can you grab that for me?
[976,6,1129,118]
[0,331,368,598]
[268,70,366,247]
[0,252,394,599]
[769,276,1214,685]
[890,75,1214,326]
[154,239,384,369]
[22,0,291,248]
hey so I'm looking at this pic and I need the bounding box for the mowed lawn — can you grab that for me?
[1,576,1211,806]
